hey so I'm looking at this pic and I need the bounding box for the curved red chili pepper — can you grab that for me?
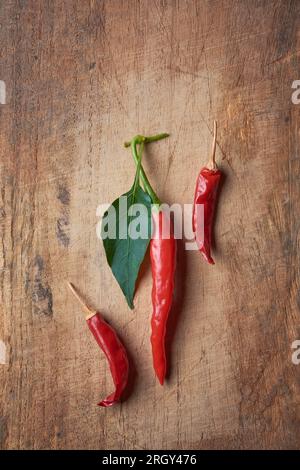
[193,121,221,264]
[87,313,129,407]
[150,210,176,385]
[68,283,129,407]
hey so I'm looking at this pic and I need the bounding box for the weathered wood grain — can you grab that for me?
[0,0,300,450]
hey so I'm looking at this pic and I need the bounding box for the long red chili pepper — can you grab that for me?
[125,136,176,385]
[68,282,129,407]
[150,209,176,385]
[193,121,221,264]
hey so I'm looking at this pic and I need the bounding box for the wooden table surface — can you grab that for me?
[0,0,300,450]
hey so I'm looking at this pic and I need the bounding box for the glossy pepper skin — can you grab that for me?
[193,120,221,265]
[68,282,130,408]
[124,134,175,384]
[150,210,176,385]
[87,312,129,407]
[193,168,221,264]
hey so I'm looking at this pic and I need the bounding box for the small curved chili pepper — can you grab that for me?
[68,282,129,407]
[150,209,176,385]
[193,121,221,264]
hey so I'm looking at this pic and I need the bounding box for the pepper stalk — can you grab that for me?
[124,133,169,206]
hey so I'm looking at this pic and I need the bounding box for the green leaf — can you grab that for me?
[101,182,152,309]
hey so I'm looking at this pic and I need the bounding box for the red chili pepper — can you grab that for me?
[193,121,221,264]
[68,282,129,407]
[150,210,176,385]
[124,133,176,385]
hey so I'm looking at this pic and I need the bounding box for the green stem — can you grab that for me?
[132,141,143,195]
[125,133,169,205]
[137,142,146,192]
[124,133,169,148]
[130,136,161,205]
